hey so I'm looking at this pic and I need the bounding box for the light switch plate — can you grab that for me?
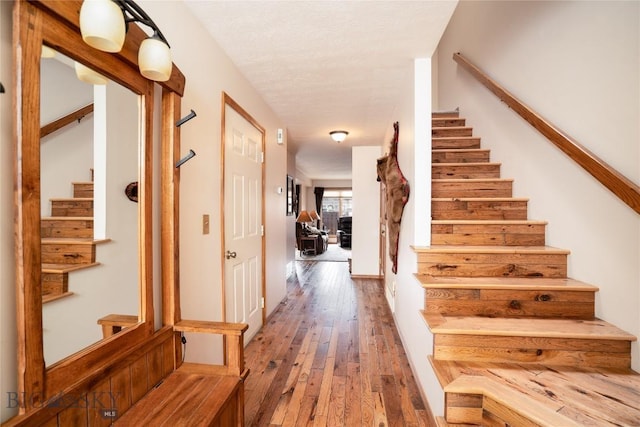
[203,214,210,234]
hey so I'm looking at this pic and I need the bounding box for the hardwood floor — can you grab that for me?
[244,260,435,426]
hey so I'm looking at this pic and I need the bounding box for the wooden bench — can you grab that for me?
[112,320,249,426]
[2,320,248,426]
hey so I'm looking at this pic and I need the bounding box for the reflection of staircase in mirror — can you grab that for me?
[41,180,104,303]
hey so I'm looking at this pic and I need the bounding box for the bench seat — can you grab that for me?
[114,363,248,426]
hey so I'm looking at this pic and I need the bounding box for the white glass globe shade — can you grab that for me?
[75,62,108,85]
[138,37,172,82]
[79,0,125,53]
[41,45,56,58]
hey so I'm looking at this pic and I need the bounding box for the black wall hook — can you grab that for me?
[176,109,196,127]
[176,149,196,168]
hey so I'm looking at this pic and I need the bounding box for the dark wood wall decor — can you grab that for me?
[377,122,410,274]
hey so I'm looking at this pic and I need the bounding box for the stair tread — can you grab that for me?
[42,237,110,245]
[432,110,460,116]
[42,216,93,221]
[423,312,636,340]
[42,291,74,304]
[433,178,513,182]
[445,375,581,427]
[42,237,95,244]
[432,162,501,166]
[42,262,101,273]
[416,275,599,291]
[435,416,476,427]
[432,197,529,201]
[431,219,546,225]
[432,136,477,140]
[433,148,488,152]
[433,126,472,130]
[430,358,640,426]
[414,245,570,254]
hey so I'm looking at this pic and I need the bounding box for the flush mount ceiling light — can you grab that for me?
[329,130,349,143]
[79,0,172,82]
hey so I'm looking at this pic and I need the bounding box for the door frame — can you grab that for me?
[220,92,266,326]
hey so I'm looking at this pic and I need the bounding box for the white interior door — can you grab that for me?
[223,102,264,343]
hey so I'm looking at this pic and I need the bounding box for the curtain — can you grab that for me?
[294,184,301,217]
[314,187,324,228]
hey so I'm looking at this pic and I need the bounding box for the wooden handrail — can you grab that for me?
[40,103,93,138]
[453,52,640,215]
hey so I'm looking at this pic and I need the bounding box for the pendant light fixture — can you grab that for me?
[79,0,172,82]
[79,0,126,53]
[138,34,172,81]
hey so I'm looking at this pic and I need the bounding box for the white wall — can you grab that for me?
[351,146,382,276]
[379,58,437,415]
[138,0,288,362]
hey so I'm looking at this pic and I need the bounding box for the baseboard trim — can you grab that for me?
[350,274,382,280]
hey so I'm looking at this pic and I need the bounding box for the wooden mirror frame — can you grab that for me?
[13,0,184,414]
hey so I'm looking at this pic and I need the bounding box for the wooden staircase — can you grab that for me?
[41,181,101,303]
[417,111,640,426]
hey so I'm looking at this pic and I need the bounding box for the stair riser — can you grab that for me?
[432,118,466,127]
[433,150,490,163]
[432,164,501,179]
[41,243,96,264]
[42,272,68,296]
[433,334,631,368]
[425,288,595,319]
[433,181,513,198]
[484,396,539,427]
[417,252,567,278]
[51,200,93,217]
[41,219,93,238]
[73,183,93,198]
[433,111,460,119]
[432,199,529,220]
[445,393,483,425]
[431,223,545,246]
[433,127,473,137]
[446,392,546,427]
[432,137,481,150]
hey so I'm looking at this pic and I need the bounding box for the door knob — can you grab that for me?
[225,250,237,259]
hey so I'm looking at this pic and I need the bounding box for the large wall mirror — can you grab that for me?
[40,48,140,366]
[13,0,184,411]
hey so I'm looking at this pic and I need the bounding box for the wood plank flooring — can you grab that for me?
[244,260,434,426]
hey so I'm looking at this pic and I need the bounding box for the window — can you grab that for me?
[321,189,352,236]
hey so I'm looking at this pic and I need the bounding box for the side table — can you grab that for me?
[300,236,317,256]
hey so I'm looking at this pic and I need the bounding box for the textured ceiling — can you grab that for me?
[183,0,457,179]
